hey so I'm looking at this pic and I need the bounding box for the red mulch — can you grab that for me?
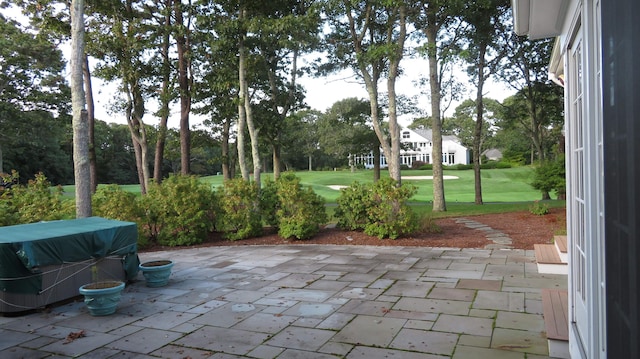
[142,207,565,252]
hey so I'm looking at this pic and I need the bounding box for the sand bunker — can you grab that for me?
[328,175,458,190]
[401,175,459,180]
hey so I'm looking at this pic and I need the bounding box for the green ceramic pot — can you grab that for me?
[139,260,174,287]
[79,281,125,316]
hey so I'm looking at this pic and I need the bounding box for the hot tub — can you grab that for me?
[0,217,139,313]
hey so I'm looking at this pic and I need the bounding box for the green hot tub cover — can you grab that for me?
[0,217,139,294]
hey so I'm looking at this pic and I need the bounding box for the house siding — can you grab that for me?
[354,128,469,168]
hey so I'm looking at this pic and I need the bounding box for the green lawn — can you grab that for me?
[201,166,547,203]
[62,167,566,218]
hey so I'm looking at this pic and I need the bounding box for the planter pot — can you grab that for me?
[139,260,174,287]
[78,281,125,316]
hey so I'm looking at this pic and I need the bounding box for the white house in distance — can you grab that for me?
[355,128,469,169]
[514,0,639,358]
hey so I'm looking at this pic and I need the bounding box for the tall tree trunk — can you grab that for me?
[71,0,91,218]
[245,87,261,185]
[345,7,392,183]
[425,23,446,212]
[385,4,407,185]
[272,144,281,178]
[473,43,487,205]
[373,145,381,182]
[268,47,298,180]
[83,55,97,193]
[175,0,191,175]
[221,117,231,180]
[124,81,150,194]
[237,12,250,181]
[154,0,172,184]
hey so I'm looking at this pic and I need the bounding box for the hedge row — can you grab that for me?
[1,172,422,246]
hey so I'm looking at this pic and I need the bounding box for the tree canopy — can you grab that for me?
[0,0,564,203]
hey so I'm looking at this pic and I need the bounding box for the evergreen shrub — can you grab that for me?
[143,174,217,246]
[0,172,73,226]
[334,178,418,239]
[217,178,263,240]
[274,173,327,240]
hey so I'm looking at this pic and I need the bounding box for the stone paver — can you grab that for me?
[0,243,560,358]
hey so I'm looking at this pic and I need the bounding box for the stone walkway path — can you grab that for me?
[0,245,567,358]
[454,218,514,249]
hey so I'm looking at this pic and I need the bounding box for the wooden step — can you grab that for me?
[534,244,568,274]
[554,235,568,263]
[542,289,570,358]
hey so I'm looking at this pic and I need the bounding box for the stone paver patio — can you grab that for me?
[0,245,567,358]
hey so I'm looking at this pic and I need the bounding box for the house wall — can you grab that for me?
[552,1,606,358]
[551,0,640,357]
[355,129,469,169]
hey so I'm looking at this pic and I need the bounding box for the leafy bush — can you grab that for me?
[364,178,418,239]
[445,164,473,170]
[217,178,263,240]
[142,174,217,246]
[0,199,19,227]
[93,184,143,222]
[529,200,550,215]
[480,161,512,169]
[418,164,433,170]
[0,172,73,226]
[260,177,279,227]
[93,184,148,245]
[334,181,372,230]
[334,178,418,239]
[274,173,327,240]
[416,213,441,234]
[531,156,566,199]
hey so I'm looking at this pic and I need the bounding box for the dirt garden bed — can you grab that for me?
[143,207,566,252]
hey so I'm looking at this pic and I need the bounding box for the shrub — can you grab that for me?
[334,178,418,239]
[333,181,372,231]
[275,173,327,240]
[445,164,472,170]
[418,164,433,170]
[417,213,441,234]
[93,184,143,222]
[364,178,418,239]
[531,156,566,199]
[260,177,279,227]
[529,200,550,216]
[0,199,19,227]
[480,161,512,169]
[217,178,262,240]
[93,184,147,245]
[142,174,217,246]
[0,172,73,225]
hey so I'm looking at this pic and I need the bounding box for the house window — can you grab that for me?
[402,131,410,139]
[442,153,455,164]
